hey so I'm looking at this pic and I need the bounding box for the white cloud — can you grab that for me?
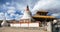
[51,13,60,17]
[0,0,60,20]
[7,9,15,14]
[0,12,4,20]
[7,6,15,10]
[0,12,4,16]
[5,13,15,20]
[15,3,26,11]
[15,15,23,20]
[5,10,23,20]
[32,0,60,14]
[6,2,10,5]
[7,6,16,14]
[10,13,15,17]
[5,13,12,20]
[1,3,23,20]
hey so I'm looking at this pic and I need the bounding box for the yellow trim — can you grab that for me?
[33,14,55,18]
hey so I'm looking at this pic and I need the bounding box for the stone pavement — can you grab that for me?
[0,27,48,32]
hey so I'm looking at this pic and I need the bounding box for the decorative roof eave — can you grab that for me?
[37,11,48,13]
[32,14,55,19]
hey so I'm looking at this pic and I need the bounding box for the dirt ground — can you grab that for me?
[0,27,47,32]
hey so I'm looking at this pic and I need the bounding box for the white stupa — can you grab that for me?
[20,5,32,22]
[1,14,8,26]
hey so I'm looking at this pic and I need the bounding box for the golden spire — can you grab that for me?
[25,5,29,11]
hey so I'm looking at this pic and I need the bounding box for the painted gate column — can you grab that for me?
[47,21,52,32]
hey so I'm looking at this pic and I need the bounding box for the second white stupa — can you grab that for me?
[1,15,8,26]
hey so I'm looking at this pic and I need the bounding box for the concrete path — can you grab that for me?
[0,27,47,32]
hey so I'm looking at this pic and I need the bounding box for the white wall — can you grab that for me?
[29,23,39,27]
[10,24,20,27]
[20,23,28,27]
[10,23,39,27]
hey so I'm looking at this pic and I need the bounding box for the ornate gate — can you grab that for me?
[52,20,60,32]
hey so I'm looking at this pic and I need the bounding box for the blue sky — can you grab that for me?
[0,0,60,20]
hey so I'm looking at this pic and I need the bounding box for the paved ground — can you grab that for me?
[0,27,47,32]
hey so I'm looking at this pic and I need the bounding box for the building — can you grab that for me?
[19,5,32,23]
[33,10,55,27]
[32,10,55,32]
[4,5,56,32]
[10,5,39,27]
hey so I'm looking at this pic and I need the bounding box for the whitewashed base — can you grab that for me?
[10,23,39,27]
